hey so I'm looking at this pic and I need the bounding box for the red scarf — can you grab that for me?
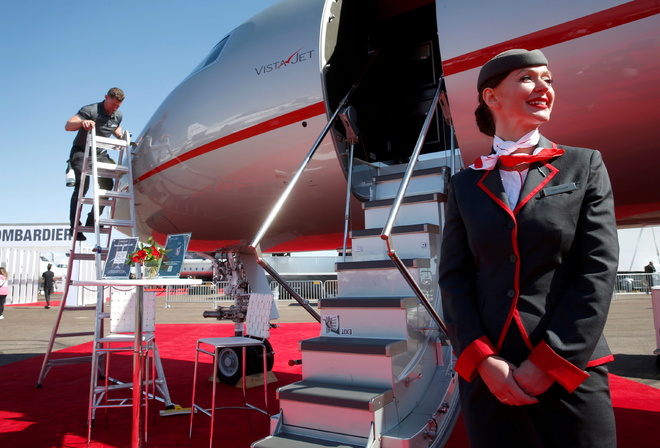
[471,131,564,170]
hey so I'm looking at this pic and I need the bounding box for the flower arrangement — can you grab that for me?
[127,237,168,266]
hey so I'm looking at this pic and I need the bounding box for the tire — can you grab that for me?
[216,338,275,385]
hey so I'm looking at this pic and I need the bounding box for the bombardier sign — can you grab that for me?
[0,224,73,248]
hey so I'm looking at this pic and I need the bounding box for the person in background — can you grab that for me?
[0,263,9,320]
[65,87,125,241]
[439,49,619,447]
[42,263,55,309]
[644,261,656,294]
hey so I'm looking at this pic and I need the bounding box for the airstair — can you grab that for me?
[253,162,457,448]
[36,131,175,414]
[250,74,460,447]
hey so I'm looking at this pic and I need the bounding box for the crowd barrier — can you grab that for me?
[157,273,654,307]
[615,273,658,294]
[162,279,338,308]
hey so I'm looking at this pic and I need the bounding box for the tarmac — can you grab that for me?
[1,292,658,390]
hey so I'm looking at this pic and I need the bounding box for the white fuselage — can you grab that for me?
[127,0,660,251]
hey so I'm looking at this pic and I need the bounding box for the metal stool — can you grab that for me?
[189,293,273,447]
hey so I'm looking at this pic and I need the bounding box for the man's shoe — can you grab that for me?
[76,232,87,241]
[0,315,4,319]
[45,305,50,309]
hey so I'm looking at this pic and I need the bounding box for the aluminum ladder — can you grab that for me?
[37,130,137,386]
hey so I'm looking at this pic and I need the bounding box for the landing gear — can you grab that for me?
[203,250,277,384]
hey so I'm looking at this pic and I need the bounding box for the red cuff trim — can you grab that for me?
[528,341,589,393]
[455,336,497,382]
[587,354,614,367]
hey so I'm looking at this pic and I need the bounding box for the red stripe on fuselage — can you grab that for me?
[442,0,660,76]
[134,101,327,184]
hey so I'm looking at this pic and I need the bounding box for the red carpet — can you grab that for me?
[0,323,658,448]
[7,299,62,307]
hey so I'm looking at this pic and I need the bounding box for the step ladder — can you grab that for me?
[252,159,460,448]
[37,130,136,386]
[36,131,175,414]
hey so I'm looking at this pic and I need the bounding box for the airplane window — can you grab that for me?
[188,34,231,76]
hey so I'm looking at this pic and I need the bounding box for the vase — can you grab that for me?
[142,264,159,279]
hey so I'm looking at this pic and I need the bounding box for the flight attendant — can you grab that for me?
[438,49,618,447]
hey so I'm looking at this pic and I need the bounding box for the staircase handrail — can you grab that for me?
[380,78,449,337]
[249,53,379,323]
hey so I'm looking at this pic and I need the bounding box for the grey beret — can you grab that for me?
[477,49,548,91]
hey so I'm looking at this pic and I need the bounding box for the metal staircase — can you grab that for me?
[245,62,460,445]
[252,158,459,448]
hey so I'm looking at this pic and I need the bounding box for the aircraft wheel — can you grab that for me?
[216,338,274,385]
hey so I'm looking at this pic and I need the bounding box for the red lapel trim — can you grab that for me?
[513,142,560,214]
[476,171,513,219]
[513,310,534,351]
[477,171,520,351]
[479,142,563,351]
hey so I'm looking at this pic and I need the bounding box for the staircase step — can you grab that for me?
[335,258,428,272]
[372,167,448,200]
[301,336,407,356]
[319,296,415,309]
[350,223,439,238]
[275,381,394,438]
[278,380,393,411]
[318,297,417,339]
[335,258,433,297]
[350,224,440,262]
[363,193,445,210]
[363,193,445,229]
[253,431,365,448]
[300,337,407,388]
[373,166,447,184]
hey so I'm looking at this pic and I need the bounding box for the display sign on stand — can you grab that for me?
[103,237,139,279]
[158,233,191,278]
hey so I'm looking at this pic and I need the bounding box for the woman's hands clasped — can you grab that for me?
[476,356,554,406]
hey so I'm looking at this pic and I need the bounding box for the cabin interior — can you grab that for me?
[323,0,456,199]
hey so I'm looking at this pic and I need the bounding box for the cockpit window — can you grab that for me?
[188,34,231,76]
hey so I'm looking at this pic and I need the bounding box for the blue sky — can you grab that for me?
[0,0,279,225]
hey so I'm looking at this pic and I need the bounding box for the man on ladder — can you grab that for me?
[65,87,125,241]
